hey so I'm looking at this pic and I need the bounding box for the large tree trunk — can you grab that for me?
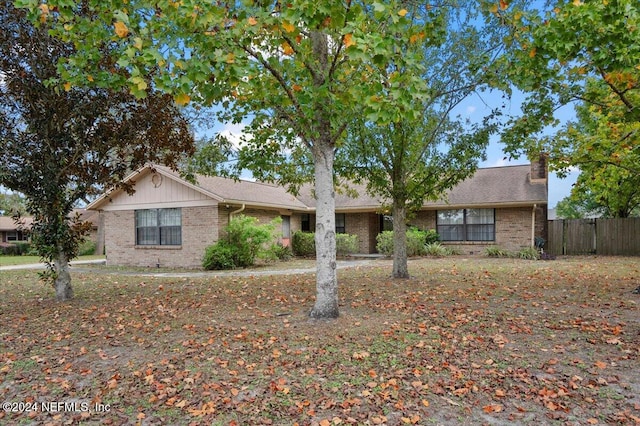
[309,144,339,319]
[308,30,339,319]
[54,248,73,301]
[392,200,410,279]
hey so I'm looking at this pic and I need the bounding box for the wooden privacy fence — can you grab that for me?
[547,218,640,256]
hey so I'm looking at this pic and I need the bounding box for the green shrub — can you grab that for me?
[292,231,316,257]
[336,233,359,256]
[424,242,449,257]
[202,215,277,270]
[376,228,440,256]
[78,240,96,256]
[517,246,540,260]
[484,246,511,258]
[406,228,428,256]
[0,243,18,256]
[375,231,394,256]
[424,229,439,245]
[14,242,31,255]
[202,241,236,270]
[265,243,294,262]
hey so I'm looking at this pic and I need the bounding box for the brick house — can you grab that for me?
[0,216,31,243]
[87,160,547,268]
[0,210,101,249]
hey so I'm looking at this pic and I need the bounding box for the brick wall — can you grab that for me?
[344,212,379,253]
[103,206,220,268]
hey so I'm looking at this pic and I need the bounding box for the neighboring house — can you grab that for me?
[0,210,101,250]
[0,216,31,243]
[87,159,548,268]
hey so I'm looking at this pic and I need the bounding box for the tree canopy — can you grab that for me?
[1,0,195,300]
[497,0,639,164]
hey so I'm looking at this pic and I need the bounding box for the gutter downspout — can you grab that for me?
[230,204,245,221]
[531,204,537,248]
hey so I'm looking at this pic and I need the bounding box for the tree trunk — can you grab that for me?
[392,199,410,279]
[309,145,339,319]
[54,248,73,301]
[307,30,339,319]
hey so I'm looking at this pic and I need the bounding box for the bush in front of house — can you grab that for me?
[336,233,359,256]
[424,242,459,257]
[291,231,359,257]
[484,246,511,258]
[484,245,541,260]
[202,215,278,270]
[376,228,440,256]
[292,231,315,257]
[202,241,236,270]
[375,231,394,256]
[78,240,96,256]
[0,242,31,256]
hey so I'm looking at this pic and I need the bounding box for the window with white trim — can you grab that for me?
[135,208,182,246]
[437,209,495,242]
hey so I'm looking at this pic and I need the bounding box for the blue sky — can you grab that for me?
[455,91,579,208]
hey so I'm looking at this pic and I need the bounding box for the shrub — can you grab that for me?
[292,231,315,257]
[517,246,540,260]
[78,240,96,256]
[424,229,439,245]
[0,242,18,256]
[225,215,275,267]
[264,243,294,262]
[376,228,439,256]
[375,231,394,256]
[484,246,511,258]
[202,241,236,270]
[336,233,359,256]
[424,242,450,257]
[202,215,277,270]
[407,227,428,256]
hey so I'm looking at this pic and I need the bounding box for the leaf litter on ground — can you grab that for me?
[0,256,638,425]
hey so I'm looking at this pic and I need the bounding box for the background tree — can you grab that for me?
[494,0,640,173]
[338,2,504,278]
[0,0,195,301]
[554,194,602,220]
[25,0,432,318]
[0,190,26,216]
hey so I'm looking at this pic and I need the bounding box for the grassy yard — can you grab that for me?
[0,254,105,267]
[0,256,638,425]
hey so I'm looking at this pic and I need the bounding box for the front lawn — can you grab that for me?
[0,256,638,425]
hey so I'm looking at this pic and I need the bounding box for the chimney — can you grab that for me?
[530,153,548,183]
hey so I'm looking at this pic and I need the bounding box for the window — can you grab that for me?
[301,214,311,232]
[6,231,26,242]
[281,215,291,238]
[135,208,181,246]
[437,209,494,242]
[335,213,346,234]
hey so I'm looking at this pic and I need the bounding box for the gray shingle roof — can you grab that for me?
[426,164,547,208]
[90,163,546,212]
[297,164,547,210]
[156,166,310,210]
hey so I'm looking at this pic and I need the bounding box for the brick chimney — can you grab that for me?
[530,153,548,183]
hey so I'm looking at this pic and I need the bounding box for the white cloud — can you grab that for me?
[217,122,251,151]
[465,105,477,115]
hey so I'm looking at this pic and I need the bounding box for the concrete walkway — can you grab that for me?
[1,257,389,278]
[0,258,106,271]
